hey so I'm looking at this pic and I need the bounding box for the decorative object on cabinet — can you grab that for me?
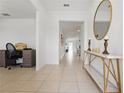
[93,0,112,40]
[87,38,91,51]
[15,43,27,50]
[60,33,64,46]
[103,39,109,54]
[61,33,64,39]
[92,48,100,53]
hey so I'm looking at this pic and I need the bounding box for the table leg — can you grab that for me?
[82,53,88,69]
[117,59,121,93]
[89,54,91,66]
[103,59,106,93]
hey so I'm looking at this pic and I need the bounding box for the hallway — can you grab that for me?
[0,52,100,93]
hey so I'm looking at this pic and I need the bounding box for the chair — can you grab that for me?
[6,43,23,70]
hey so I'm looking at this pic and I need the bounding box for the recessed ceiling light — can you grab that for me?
[1,13,10,16]
[64,4,70,7]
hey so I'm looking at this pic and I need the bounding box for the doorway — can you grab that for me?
[59,21,84,62]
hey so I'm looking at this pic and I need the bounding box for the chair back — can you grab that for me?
[6,43,16,58]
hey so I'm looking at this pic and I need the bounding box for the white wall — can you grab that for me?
[0,18,36,49]
[30,0,48,70]
[36,7,48,70]
[79,23,85,58]
[59,42,65,60]
[59,24,65,60]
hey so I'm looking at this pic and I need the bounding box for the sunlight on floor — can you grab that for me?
[68,42,73,63]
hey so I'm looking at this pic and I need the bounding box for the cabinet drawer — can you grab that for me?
[22,50,36,67]
[23,58,32,63]
[0,50,6,67]
[23,54,32,59]
[0,51,5,57]
[23,51,32,59]
[23,63,32,67]
[23,50,32,55]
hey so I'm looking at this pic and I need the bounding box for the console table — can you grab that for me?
[83,50,122,93]
[0,49,36,67]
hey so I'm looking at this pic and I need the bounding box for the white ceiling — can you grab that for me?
[60,21,83,39]
[40,0,93,11]
[0,0,36,18]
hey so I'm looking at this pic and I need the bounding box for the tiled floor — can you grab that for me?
[0,53,100,93]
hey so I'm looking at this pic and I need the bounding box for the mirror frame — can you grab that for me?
[93,0,112,40]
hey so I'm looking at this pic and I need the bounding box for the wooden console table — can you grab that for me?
[83,50,122,93]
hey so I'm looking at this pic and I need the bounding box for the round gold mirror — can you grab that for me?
[93,0,112,40]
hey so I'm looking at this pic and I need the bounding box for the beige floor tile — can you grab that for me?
[46,75,61,81]
[59,92,79,93]
[38,81,59,92]
[0,53,100,93]
[50,70,63,75]
[61,75,77,82]
[0,75,14,81]
[1,80,25,92]
[0,80,11,86]
[14,74,34,81]
[79,87,100,93]
[0,92,14,93]
[59,82,79,93]
[14,91,36,93]
[36,91,59,93]
[17,80,43,92]
[29,74,49,81]
[78,82,100,93]
[38,70,51,74]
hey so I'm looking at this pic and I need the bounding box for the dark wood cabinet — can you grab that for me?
[22,50,36,67]
[0,49,36,68]
[0,50,6,67]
